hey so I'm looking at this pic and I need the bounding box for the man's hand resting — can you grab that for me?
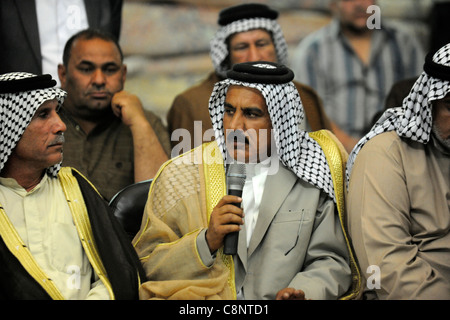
[275,288,307,300]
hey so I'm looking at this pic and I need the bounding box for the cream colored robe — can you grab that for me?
[348,131,450,299]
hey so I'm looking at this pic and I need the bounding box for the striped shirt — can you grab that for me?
[59,109,171,201]
[291,19,424,137]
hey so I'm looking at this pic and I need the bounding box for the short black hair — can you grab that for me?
[62,28,124,66]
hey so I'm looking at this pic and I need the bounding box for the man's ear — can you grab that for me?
[57,64,66,88]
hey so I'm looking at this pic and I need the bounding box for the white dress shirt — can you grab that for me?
[241,158,273,247]
[36,0,88,85]
[237,153,278,299]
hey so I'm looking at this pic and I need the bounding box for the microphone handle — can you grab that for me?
[223,188,242,255]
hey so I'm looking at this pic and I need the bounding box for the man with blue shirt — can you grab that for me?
[291,0,424,149]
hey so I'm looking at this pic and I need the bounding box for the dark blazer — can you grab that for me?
[0,0,123,75]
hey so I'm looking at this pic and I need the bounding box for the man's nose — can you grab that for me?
[229,113,245,131]
[247,45,262,62]
[91,68,106,86]
[54,113,67,134]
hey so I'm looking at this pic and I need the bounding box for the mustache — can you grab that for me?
[226,130,249,144]
[49,134,65,146]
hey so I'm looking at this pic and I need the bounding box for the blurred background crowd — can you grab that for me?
[119,0,442,124]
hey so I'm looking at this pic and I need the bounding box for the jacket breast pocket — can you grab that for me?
[271,209,313,255]
[272,209,312,223]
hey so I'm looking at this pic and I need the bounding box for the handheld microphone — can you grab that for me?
[223,163,246,255]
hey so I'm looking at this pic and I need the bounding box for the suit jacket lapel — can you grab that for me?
[247,164,297,257]
[15,0,41,69]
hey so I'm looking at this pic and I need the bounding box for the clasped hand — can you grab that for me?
[206,195,308,301]
[206,195,244,253]
[111,90,147,127]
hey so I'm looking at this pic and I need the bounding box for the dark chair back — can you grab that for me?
[109,179,152,241]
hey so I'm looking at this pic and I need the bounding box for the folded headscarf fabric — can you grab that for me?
[209,61,336,202]
[0,72,67,176]
[346,43,450,184]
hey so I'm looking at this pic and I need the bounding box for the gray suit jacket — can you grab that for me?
[0,0,122,75]
[198,163,352,300]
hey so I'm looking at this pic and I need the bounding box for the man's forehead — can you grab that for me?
[226,85,267,104]
[229,28,272,41]
[71,38,121,63]
[33,99,59,115]
[227,84,263,94]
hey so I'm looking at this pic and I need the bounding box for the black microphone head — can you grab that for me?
[227,163,246,192]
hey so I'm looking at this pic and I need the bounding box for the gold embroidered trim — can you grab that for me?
[58,167,115,300]
[309,130,361,300]
[133,148,192,248]
[202,141,237,299]
[0,205,64,299]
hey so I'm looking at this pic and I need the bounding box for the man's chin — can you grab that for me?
[432,125,450,151]
[79,103,113,120]
[228,150,260,164]
[46,156,63,169]
[88,100,111,111]
[345,21,371,34]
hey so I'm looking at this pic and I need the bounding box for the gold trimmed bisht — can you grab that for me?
[309,130,362,300]
[133,142,235,299]
[0,167,114,300]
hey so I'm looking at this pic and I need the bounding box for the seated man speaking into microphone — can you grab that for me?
[133,62,356,300]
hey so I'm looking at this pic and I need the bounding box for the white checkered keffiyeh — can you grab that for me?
[208,68,336,202]
[346,43,450,184]
[0,72,67,177]
[210,17,289,77]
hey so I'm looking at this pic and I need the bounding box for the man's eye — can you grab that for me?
[37,111,49,118]
[103,66,120,74]
[256,41,270,47]
[232,44,248,51]
[78,66,93,73]
[225,108,235,115]
[244,110,261,118]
